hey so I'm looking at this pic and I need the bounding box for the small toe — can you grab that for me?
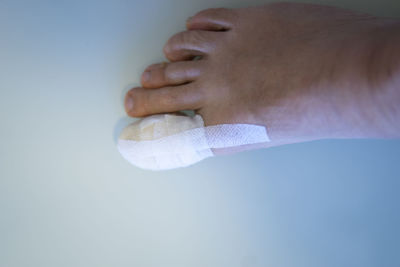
[141,61,204,89]
[163,30,222,62]
[186,8,237,31]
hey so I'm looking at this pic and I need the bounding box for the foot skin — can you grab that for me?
[124,3,396,155]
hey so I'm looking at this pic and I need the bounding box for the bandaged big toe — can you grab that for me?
[117,113,270,170]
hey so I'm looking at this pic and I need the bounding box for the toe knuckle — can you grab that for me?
[163,64,175,83]
[175,31,187,45]
[165,33,180,50]
[160,89,178,108]
[163,32,185,58]
[189,30,205,44]
[164,37,177,56]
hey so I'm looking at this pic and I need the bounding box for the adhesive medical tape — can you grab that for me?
[117,114,270,170]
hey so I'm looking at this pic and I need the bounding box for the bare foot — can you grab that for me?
[124,3,400,155]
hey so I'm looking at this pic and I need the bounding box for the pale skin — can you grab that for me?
[124,2,400,155]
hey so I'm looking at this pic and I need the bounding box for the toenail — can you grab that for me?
[125,95,134,112]
[142,71,151,82]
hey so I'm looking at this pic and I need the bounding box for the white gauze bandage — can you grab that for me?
[117,114,270,170]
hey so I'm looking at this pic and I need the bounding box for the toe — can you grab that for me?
[163,30,222,62]
[124,84,205,117]
[186,8,237,31]
[141,61,204,89]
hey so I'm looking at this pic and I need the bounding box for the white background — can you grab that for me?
[1,0,399,266]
